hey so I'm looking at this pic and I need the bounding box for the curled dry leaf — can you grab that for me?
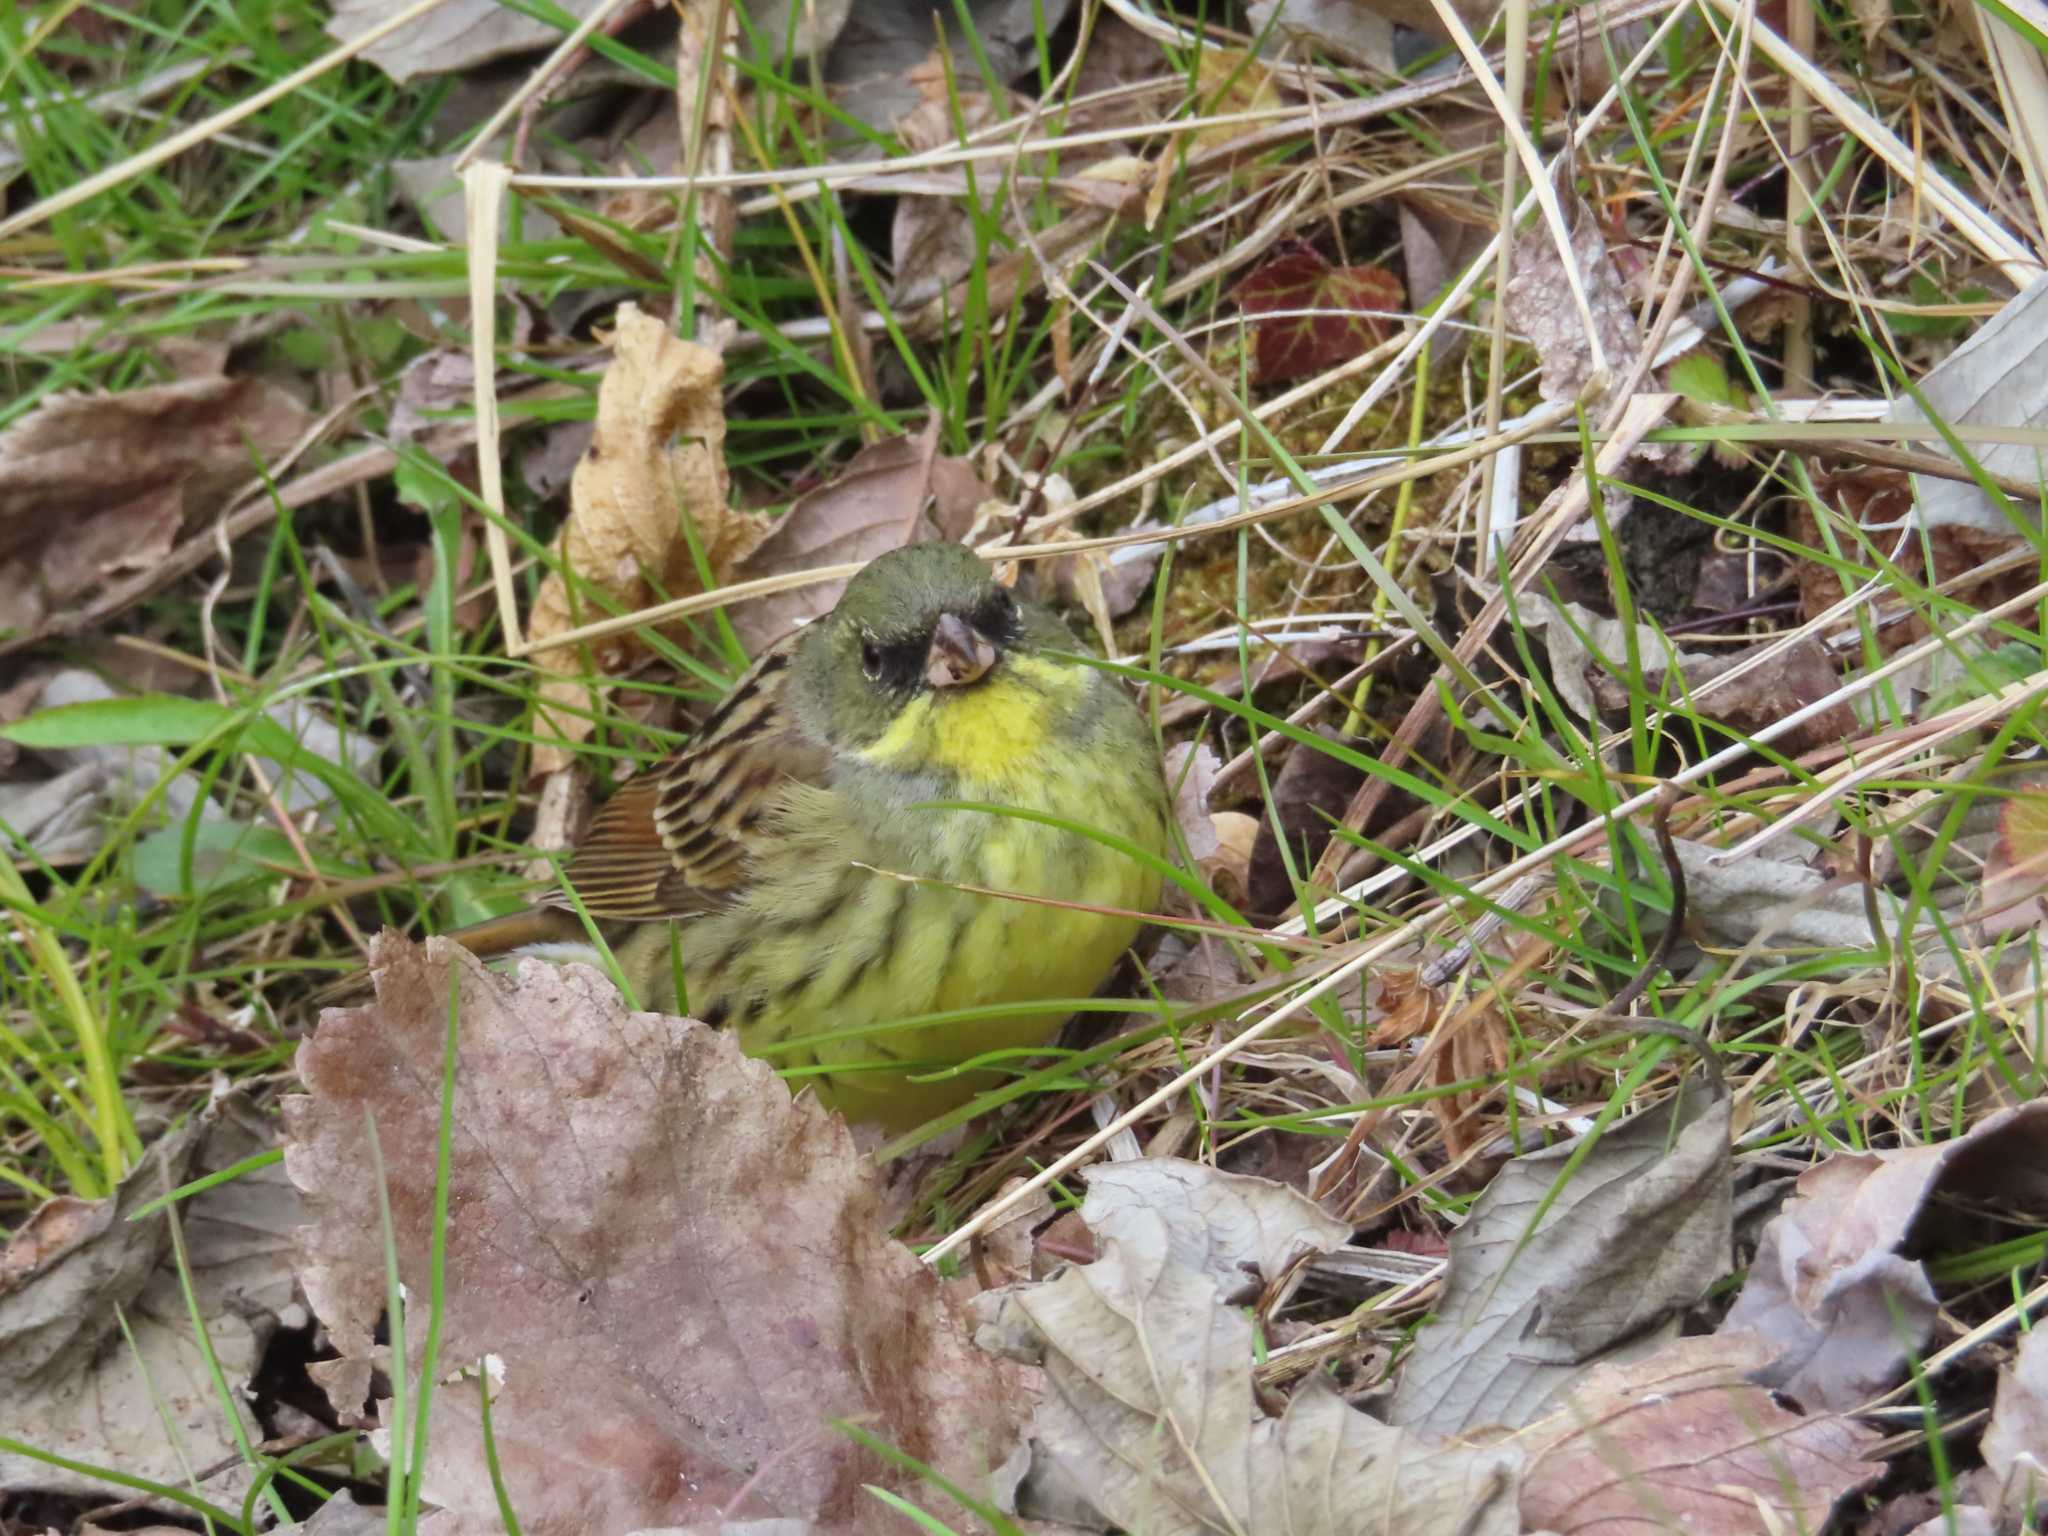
[283,935,1026,1534]
[975,1159,1522,1536]
[1502,203,1683,477]
[1720,1100,2048,1413]
[1386,1081,1732,1437]
[1516,1333,1884,1535]
[1165,742,1219,850]
[1356,967,1506,1164]
[528,304,748,769]
[0,375,309,637]
[1163,741,1254,900]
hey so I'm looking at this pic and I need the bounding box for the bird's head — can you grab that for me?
[795,541,1069,750]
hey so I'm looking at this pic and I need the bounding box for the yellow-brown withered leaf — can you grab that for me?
[529,303,761,768]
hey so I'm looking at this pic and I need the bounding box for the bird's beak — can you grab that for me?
[926,612,999,689]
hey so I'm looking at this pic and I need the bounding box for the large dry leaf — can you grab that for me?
[1516,1333,1884,1534]
[1386,1082,1732,1436]
[528,304,748,768]
[1721,1101,2048,1413]
[0,1094,299,1506]
[975,1159,1523,1536]
[282,935,1027,1534]
[0,375,309,636]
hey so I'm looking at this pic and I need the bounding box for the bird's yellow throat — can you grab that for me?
[853,652,1090,782]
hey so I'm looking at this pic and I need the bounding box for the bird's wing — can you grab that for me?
[554,632,826,919]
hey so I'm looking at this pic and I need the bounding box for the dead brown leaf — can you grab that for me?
[975,1159,1522,1535]
[1144,932,1253,1013]
[1045,528,1162,636]
[1583,635,1857,756]
[1248,729,1370,919]
[1721,1100,2048,1413]
[0,375,309,637]
[1518,597,1854,754]
[827,0,1070,132]
[1503,204,1643,406]
[1428,999,1512,1166]
[1976,778,2048,938]
[528,303,750,769]
[1363,967,1437,1048]
[328,0,609,81]
[1516,1333,1884,1535]
[725,417,985,654]
[388,346,478,444]
[1387,1081,1732,1436]
[1153,742,1259,944]
[0,1095,299,1507]
[1248,0,1393,65]
[1981,1326,2048,1510]
[890,87,1011,311]
[283,934,1026,1533]
[1796,467,2037,651]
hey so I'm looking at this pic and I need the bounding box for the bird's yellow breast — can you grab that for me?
[654,655,1168,1131]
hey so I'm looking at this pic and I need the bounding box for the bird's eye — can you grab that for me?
[974,587,1017,637]
[860,637,884,679]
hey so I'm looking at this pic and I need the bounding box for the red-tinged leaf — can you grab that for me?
[1234,245,1405,383]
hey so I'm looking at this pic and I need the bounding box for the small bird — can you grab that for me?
[443,541,1168,1131]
